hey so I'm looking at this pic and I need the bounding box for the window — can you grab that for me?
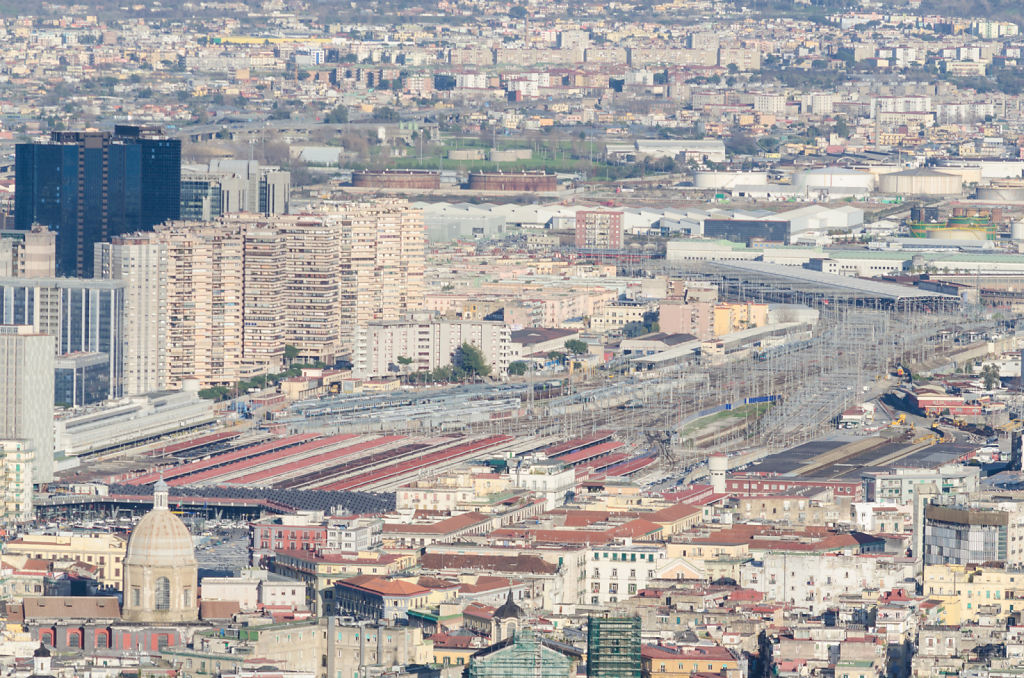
[155,577,171,610]
[131,587,141,607]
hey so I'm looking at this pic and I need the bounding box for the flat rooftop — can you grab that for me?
[707,260,960,302]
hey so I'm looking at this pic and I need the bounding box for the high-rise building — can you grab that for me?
[159,223,246,389]
[180,160,290,221]
[94,235,167,396]
[134,200,424,386]
[0,277,124,401]
[0,226,56,278]
[586,616,642,678]
[15,125,180,277]
[0,325,55,483]
[240,223,287,372]
[337,199,425,350]
[280,215,341,364]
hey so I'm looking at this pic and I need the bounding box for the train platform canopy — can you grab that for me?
[706,260,960,306]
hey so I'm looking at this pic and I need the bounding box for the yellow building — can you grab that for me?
[712,302,769,338]
[923,563,1024,624]
[642,644,741,678]
[3,533,126,588]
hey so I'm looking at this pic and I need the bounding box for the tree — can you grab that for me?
[982,363,1001,390]
[622,321,647,338]
[564,339,588,355]
[508,4,528,18]
[324,105,348,124]
[453,343,491,378]
[508,361,528,376]
[371,106,400,122]
[397,356,413,366]
[547,351,567,365]
[284,344,300,366]
[833,117,850,138]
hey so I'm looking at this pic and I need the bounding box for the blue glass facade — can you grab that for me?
[15,126,180,277]
[0,278,124,401]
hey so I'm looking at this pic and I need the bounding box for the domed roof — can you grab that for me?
[494,590,523,620]
[33,643,50,658]
[125,485,196,567]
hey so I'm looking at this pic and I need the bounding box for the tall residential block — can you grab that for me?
[15,125,180,277]
[240,224,286,372]
[95,235,168,396]
[0,325,55,483]
[133,200,425,386]
[0,278,124,402]
[159,223,246,389]
[337,199,425,347]
[280,216,341,364]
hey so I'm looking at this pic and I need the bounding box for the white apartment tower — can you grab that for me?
[95,235,168,396]
[0,325,54,483]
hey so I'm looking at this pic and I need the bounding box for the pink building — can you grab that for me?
[575,211,623,249]
[659,300,714,340]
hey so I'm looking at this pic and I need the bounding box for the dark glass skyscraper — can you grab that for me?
[15,125,180,277]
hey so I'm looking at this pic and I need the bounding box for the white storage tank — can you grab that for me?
[693,171,768,190]
[878,168,963,196]
[1012,220,1024,242]
[793,167,876,191]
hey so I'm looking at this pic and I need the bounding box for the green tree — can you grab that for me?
[622,321,647,338]
[833,117,850,138]
[982,363,1001,390]
[324,105,348,123]
[453,343,491,378]
[508,361,528,376]
[284,344,300,366]
[564,339,588,355]
[547,351,566,364]
[371,106,400,122]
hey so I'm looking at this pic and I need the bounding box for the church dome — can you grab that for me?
[125,481,197,566]
[122,479,199,623]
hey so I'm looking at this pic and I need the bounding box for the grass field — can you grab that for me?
[680,402,774,438]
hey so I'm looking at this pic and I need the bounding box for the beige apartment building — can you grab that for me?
[129,200,426,388]
[160,223,247,389]
[281,215,342,364]
[240,224,287,371]
[337,199,425,347]
[354,318,512,378]
[0,440,34,522]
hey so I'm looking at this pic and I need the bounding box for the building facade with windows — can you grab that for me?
[15,126,180,277]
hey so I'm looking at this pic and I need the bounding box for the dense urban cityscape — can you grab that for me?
[6,0,1024,677]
